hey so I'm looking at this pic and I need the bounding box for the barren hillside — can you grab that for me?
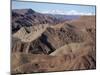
[11,9,96,74]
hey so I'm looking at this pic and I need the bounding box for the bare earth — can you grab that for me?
[11,10,96,74]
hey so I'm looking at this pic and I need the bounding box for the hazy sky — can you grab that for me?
[12,0,96,15]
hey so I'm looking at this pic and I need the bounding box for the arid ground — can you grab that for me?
[11,9,96,74]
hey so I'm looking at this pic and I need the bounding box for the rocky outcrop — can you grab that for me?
[12,37,30,53]
[12,23,85,54]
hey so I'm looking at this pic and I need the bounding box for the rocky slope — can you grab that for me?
[12,9,60,33]
[11,9,96,74]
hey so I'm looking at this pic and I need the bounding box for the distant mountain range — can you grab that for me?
[45,14,80,21]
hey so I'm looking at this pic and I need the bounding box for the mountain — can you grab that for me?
[12,16,95,55]
[66,16,96,29]
[12,22,85,54]
[12,9,60,33]
[12,9,35,15]
[45,14,80,21]
[12,9,80,34]
[11,9,96,74]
